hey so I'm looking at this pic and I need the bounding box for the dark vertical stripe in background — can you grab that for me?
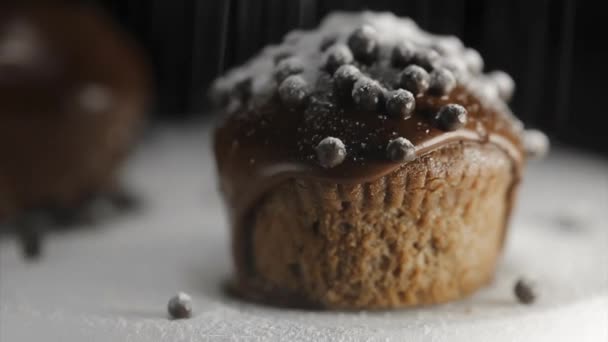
[99,0,605,155]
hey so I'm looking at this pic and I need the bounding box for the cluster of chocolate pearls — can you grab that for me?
[302,25,471,168]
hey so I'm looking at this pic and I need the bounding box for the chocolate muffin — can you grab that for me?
[0,4,149,226]
[213,12,547,309]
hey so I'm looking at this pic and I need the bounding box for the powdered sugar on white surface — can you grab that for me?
[1,121,607,341]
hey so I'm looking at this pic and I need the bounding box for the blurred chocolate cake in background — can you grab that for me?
[0,1,150,257]
[100,0,603,155]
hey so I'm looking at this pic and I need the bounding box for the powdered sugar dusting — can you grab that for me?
[212,11,520,128]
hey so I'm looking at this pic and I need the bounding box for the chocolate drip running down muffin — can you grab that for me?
[212,12,547,309]
[0,3,149,256]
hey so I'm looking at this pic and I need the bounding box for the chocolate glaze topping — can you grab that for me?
[212,12,529,232]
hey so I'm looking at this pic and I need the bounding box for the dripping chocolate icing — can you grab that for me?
[215,85,524,229]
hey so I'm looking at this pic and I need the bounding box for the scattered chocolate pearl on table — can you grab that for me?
[385,89,415,119]
[347,25,378,64]
[514,278,537,304]
[319,35,338,51]
[555,213,583,232]
[352,77,385,111]
[274,56,305,82]
[323,43,354,73]
[428,68,456,96]
[434,104,468,131]
[463,48,484,73]
[523,129,550,159]
[168,292,193,319]
[278,75,309,109]
[399,65,430,96]
[386,137,416,162]
[489,70,515,101]
[316,137,346,168]
[391,42,415,68]
[334,64,362,94]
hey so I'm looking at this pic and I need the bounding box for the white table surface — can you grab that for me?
[1,122,607,342]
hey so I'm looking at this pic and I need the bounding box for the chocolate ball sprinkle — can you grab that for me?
[432,36,463,55]
[233,77,252,100]
[319,35,338,51]
[273,51,292,65]
[463,48,484,73]
[434,104,468,131]
[523,129,550,159]
[347,25,379,64]
[352,77,385,111]
[274,56,305,82]
[385,89,416,119]
[387,137,416,162]
[441,57,468,80]
[334,64,362,95]
[514,278,536,304]
[412,49,440,71]
[278,75,309,109]
[399,65,430,96]
[489,70,515,101]
[323,43,354,73]
[168,292,193,319]
[391,42,415,68]
[316,137,346,168]
[428,67,456,96]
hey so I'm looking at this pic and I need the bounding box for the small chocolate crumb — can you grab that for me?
[334,64,361,95]
[463,48,484,73]
[434,104,468,131]
[323,43,354,73]
[17,210,50,260]
[387,137,416,162]
[168,292,193,319]
[347,25,378,64]
[316,137,346,168]
[399,65,430,96]
[352,77,385,111]
[274,56,305,82]
[391,42,415,68]
[278,75,309,109]
[108,188,139,213]
[385,89,415,119]
[514,278,536,304]
[489,70,515,101]
[19,228,42,260]
[319,35,338,51]
[523,129,550,159]
[428,68,456,96]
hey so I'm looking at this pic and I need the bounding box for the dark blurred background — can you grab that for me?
[98,0,605,156]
